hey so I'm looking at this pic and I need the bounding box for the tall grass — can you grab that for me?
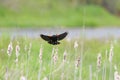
[0,36,120,79]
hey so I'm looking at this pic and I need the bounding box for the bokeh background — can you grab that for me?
[0,0,120,28]
[0,0,120,80]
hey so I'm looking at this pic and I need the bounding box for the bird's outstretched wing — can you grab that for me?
[40,34,50,41]
[57,32,68,41]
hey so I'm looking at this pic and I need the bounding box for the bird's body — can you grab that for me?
[47,35,60,45]
[40,32,68,45]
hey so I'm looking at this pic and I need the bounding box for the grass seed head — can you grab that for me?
[74,41,78,49]
[24,44,27,52]
[7,41,13,57]
[97,53,102,70]
[53,48,58,64]
[16,42,20,58]
[114,65,117,71]
[63,50,67,62]
[75,56,80,68]
[39,45,43,63]
[109,44,114,63]
[4,67,8,80]
[20,75,27,80]
[114,70,120,80]
[61,72,64,80]
[42,77,48,80]
[15,57,18,64]
[20,71,27,80]
[28,42,32,55]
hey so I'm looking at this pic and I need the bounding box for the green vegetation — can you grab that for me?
[0,3,120,28]
[0,35,120,79]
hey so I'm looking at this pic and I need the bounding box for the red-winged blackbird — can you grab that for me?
[40,32,68,45]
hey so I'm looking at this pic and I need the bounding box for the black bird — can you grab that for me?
[40,32,68,45]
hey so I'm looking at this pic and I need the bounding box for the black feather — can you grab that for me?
[40,32,68,45]
[40,34,50,41]
[57,32,68,41]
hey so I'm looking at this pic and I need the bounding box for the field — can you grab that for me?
[0,35,120,80]
[0,3,120,28]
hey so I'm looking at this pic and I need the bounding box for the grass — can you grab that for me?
[0,3,120,28]
[0,35,120,80]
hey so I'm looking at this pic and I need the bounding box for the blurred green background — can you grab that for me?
[0,1,120,79]
[0,0,120,28]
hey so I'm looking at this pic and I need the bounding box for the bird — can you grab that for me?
[40,32,68,45]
